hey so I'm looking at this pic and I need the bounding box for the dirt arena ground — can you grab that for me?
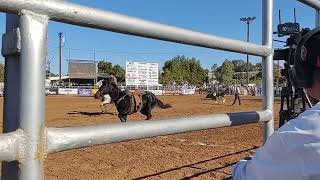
[0,95,281,180]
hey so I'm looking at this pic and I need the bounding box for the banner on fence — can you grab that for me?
[148,90,163,96]
[45,87,58,95]
[78,89,92,96]
[58,88,78,95]
[180,89,196,95]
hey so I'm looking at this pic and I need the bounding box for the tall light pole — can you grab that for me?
[240,16,256,88]
[59,32,62,85]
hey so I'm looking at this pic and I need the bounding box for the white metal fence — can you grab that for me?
[0,0,319,179]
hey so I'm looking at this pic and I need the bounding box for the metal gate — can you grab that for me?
[0,0,319,179]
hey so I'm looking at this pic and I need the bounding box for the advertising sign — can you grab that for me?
[58,88,78,95]
[78,89,92,96]
[126,61,159,86]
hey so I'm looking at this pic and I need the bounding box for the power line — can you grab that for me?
[63,47,217,55]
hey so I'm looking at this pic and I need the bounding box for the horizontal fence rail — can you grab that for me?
[0,0,272,57]
[46,110,272,153]
[297,0,320,9]
[296,0,320,29]
[0,130,22,162]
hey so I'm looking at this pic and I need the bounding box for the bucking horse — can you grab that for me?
[94,76,172,122]
[206,88,229,104]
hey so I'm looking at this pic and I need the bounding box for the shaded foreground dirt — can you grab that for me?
[0,95,280,180]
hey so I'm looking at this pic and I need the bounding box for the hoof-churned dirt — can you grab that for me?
[0,95,280,180]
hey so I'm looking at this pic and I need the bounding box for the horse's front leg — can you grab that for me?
[100,102,106,113]
[145,102,152,120]
[100,98,108,113]
[146,114,152,120]
[118,114,127,122]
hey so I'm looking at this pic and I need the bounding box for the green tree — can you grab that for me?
[273,63,282,80]
[219,60,235,85]
[210,64,218,72]
[112,64,125,81]
[255,63,282,80]
[97,60,113,74]
[232,60,246,72]
[160,55,208,85]
[232,60,255,72]
[254,63,262,71]
[211,60,283,85]
[98,60,125,82]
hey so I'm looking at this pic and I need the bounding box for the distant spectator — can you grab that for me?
[232,84,241,106]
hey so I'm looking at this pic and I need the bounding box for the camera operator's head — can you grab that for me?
[292,27,320,100]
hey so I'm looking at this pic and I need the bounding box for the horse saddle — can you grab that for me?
[128,90,145,112]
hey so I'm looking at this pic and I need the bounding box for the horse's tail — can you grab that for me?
[156,98,172,109]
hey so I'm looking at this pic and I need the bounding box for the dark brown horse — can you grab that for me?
[206,88,229,104]
[95,77,172,122]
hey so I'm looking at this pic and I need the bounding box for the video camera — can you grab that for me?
[273,9,317,127]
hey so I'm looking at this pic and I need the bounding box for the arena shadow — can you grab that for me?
[132,147,258,180]
[67,111,116,116]
[180,161,237,180]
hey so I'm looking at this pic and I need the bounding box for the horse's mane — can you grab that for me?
[106,80,130,98]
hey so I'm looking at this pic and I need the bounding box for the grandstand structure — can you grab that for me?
[48,59,98,86]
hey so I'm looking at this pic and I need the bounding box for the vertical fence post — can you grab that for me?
[1,14,20,180]
[18,11,48,180]
[262,0,274,143]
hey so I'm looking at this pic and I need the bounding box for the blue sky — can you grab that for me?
[0,0,317,75]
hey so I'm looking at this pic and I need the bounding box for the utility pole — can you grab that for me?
[240,16,256,88]
[59,32,62,85]
[94,51,97,85]
[47,61,51,80]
